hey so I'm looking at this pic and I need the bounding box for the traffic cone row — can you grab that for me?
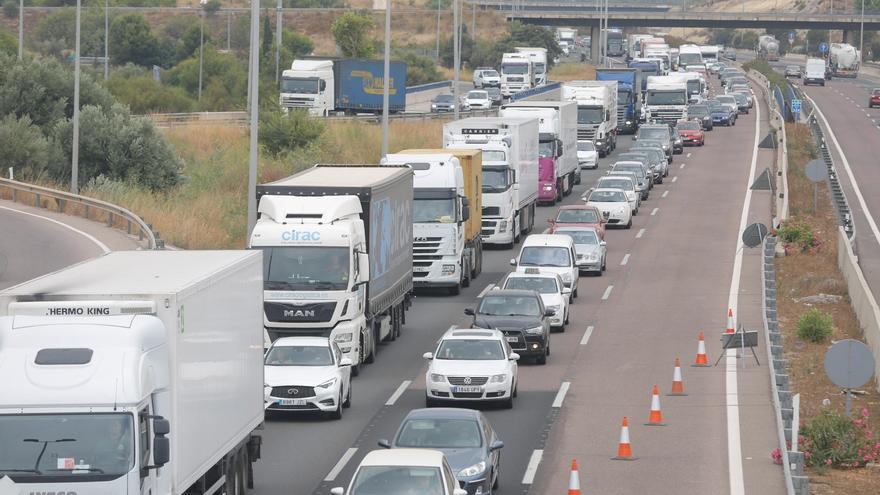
[693,331,710,367]
[611,417,638,461]
[668,358,688,396]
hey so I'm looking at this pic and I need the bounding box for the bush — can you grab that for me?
[401,52,443,86]
[203,0,221,14]
[0,29,16,57]
[776,221,814,250]
[0,114,52,179]
[106,75,196,114]
[796,308,833,343]
[34,7,105,58]
[3,0,18,19]
[109,14,162,67]
[801,408,880,470]
[259,109,324,156]
[165,47,247,110]
[331,11,375,58]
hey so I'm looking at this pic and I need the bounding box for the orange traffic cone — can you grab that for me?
[668,358,688,396]
[692,331,710,367]
[726,308,735,334]
[612,417,638,460]
[645,385,666,426]
[568,459,581,495]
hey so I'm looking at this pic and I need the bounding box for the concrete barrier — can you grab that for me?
[837,226,880,392]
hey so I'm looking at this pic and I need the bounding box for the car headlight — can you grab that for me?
[588,253,599,261]
[490,374,507,383]
[431,104,437,108]
[626,120,632,125]
[616,206,628,214]
[662,144,669,150]
[316,377,338,389]
[525,326,544,335]
[498,220,508,232]
[431,373,446,383]
[561,272,572,282]
[543,185,554,191]
[458,461,487,478]
[546,304,561,314]
[334,332,353,343]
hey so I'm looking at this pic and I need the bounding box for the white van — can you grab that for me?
[804,58,827,86]
[510,234,580,299]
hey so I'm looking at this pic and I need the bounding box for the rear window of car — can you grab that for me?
[874,89,880,96]
[676,121,700,130]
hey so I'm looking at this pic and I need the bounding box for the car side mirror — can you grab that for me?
[339,358,352,367]
[422,352,434,360]
[378,439,391,449]
[509,353,520,361]
[562,287,571,295]
[330,488,345,495]
[548,218,555,224]
[509,258,517,266]
[544,308,556,317]
[464,308,475,316]
[453,489,468,495]
[600,240,607,246]
[490,440,505,451]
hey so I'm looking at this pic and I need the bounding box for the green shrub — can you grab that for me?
[109,14,162,67]
[801,408,879,470]
[401,52,443,86]
[0,29,16,57]
[203,0,221,14]
[259,109,324,156]
[3,0,18,19]
[165,47,247,109]
[796,308,833,343]
[106,75,196,114]
[0,114,52,179]
[777,221,814,251]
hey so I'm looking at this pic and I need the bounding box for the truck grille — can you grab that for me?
[281,96,314,107]
[507,77,524,82]
[577,126,597,141]
[264,301,337,323]
[616,106,626,123]
[649,109,684,124]
[271,386,316,398]
[483,206,500,216]
[448,376,489,386]
[481,219,497,237]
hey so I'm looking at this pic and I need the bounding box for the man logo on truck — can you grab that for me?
[283,309,316,318]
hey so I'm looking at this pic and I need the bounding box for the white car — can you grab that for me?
[500,268,570,330]
[577,140,598,169]
[331,449,467,495]
[595,176,639,214]
[424,328,519,408]
[511,234,580,298]
[585,188,633,229]
[264,336,352,419]
[465,90,493,109]
[554,226,607,275]
[473,68,500,89]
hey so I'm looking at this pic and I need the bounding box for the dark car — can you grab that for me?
[485,86,502,106]
[687,104,714,131]
[628,146,669,179]
[379,408,504,495]
[730,91,750,114]
[431,94,456,113]
[869,88,880,108]
[707,99,735,126]
[634,124,674,162]
[617,152,660,184]
[670,126,684,154]
[465,289,553,364]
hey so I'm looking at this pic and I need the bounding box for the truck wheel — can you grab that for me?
[574,170,582,185]
[462,258,471,288]
[365,329,376,364]
[449,280,461,295]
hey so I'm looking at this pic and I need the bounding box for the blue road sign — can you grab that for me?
[791,99,802,114]
[819,42,829,54]
[788,32,795,43]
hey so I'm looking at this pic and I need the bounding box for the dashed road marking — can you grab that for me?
[324,448,358,482]
[580,325,594,346]
[672,176,679,183]
[522,450,544,485]
[662,190,669,198]
[680,163,686,169]
[385,380,412,406]
[552,382,571,408]
[601,285,614,300]
[477,283,495,298]
[636,228,645,238]
[686,152,692,158]
[651,207,659,216]
[621,253,631,265]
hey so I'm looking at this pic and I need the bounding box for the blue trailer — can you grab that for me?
[335,59,407,113]
[627,60,661,93]
[596,68,642,134]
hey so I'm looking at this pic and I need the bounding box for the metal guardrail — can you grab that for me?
[0,178,161,250]
[509,81,562,101]
[147,111,248,128]
[406,80,452,94]
[747,69,789,223]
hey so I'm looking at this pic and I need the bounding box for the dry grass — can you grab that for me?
[548,62,596,82]
[775,123,880,493]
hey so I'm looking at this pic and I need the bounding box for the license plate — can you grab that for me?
[452,386,483,393]
[279,399,307,406]
[506,336,519,343]
[413,267,429,273]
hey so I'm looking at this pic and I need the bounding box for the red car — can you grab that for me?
[548,204,606,240]
[870,88,880,109]
[675,120,705,147]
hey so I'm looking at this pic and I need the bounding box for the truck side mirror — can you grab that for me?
[358,253,371,284]
[153,436,170,467]
[556,139,564,157]
[462,204,470,222]
[320,80,327,92]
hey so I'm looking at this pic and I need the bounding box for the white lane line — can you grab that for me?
[385,380,412,406]
[0,205,111,253]
[324,447,359,482]
[477,283,495,298]
[662,190,669,198]
[636,228,645,238]
[552,381,571,408]
[580,325,594,346]
[672,176,678,183]
[806,93,880,247]
[601,285,614,300]
[680,162,686,169]
[686,152,692,158]
[522,450,544,485]
[621,253,631,265]
[651,207,659,216]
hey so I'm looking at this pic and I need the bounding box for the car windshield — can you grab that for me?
[717,96,736,105]
[689,105,709,117]
[598,178,633,191]
[646,90,687,106]
[686,80,701,95]
[257,246,350,291]
[577,141,595,151]
[481,70,499,77]
[396,419,482,448]
[501,63,529,74]
[557,229,599,245]
[874,89,880,96]
[436,339,506,360]
[676,121,700,131]
[589,190,627,203]
[482,167,509,193]
[413,198,456,223]
[280,77,320,94]
[350,466,444,495]
[504,276,559,294]
[707,101,724,111]
[732,93,747,103]
[434,94,454,103]
[0,413,134,481]
[468,91,488,100]
[479,295,542,316]
[519,246,571,268]
[638,128,668,140]
[577,107,605,125]
[556,209,598,223]
[265,345,333,366]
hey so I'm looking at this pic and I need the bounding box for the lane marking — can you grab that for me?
[0,205,111,253]
[552,381,571,408]
[477,283,495,298]
[672,176,679,183]
[680,163,686,169]
[686,152,692,158]
[636,228,645,238]
[385,380,411,406]
[601,285,614,300]
[621,253,631,265]
[521,450,544,485]
[580,325,594,346]
[651,207,659,216]
[662,190,669,198]
[324,447,358,482]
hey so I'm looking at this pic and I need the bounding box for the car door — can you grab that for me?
[568,245,578,293]
[333,342,350,397]
[481,414,501,481]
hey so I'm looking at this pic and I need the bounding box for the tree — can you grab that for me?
[202,0,221,15]
[259,108,324,156]
[0,29,16,57]
[331,11,375,58]
[166,46,247,110]
[175,22,212,63]
[34,7,105,58]
[0,114,51,179]
[283,29,314,59]
[505,22,562,68]
[109,14,161,67]
[400,52,443,85]
[3,0,19,19]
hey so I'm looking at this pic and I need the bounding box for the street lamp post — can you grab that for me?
[381,0,392,158]
[453,0,460,120]
[435,0,441,60]
[246,0,260,238]
[18,0,22,60]
[859,0,865,65]
[275,0,282,83]
[104,0,109,80]
[198,0,206,101]
[72,0,82,194]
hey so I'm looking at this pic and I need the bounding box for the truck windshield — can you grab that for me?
[679,53,703,66]
[538,140,556,158]
[647,90,687,106]
[482,167,509,193]
[280,77,320,94]
[350,466,444,495]
[0,413,134,482]
[534,63,546,74]
[687,81,701,96]
[259,246,350,290]
[413,199,456,223]
[501,63,529,75]
[577,107,604,125]
[618,89,631,103]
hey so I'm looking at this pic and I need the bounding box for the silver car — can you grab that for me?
[616,152,657,184]
[634,125,673,162]
[610,161,652,199]
[553,226,607,275]
[629,145,669,180]
[605,170,648,201]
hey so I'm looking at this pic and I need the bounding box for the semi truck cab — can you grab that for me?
[280,59,334,116]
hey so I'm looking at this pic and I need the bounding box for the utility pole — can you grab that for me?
[381,0,392,158]
[275,0,282,83]
[104,0,109,80]
[859,0,865,64]
[227,10,231,51]
[435,0,441,60]
[17,0,23,60]
[72,0,82,195]
[198,0,206,101]
[453,0,460,120]
[246,0,260,238]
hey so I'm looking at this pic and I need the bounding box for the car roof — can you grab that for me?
[273,336,330,347]
[522,234,575,247]
[404,407,482,422]
[554,225,600,234]
[558,204,598,211]
[592,188,626,194]
[505,270,562,281]
[442,327,504,340]
[359,448,447,467]
[613,160,645,167]
[482,288,541,298]
[599,175,634,183]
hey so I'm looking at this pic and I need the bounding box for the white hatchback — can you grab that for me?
[424,328,519,408]
[577,140,599,169]
[585,188,633,229]
[500,269,570,331]
[595,176,639,214]
[465,90,493,109]
[264,336,352,419]
[511,234,580,299]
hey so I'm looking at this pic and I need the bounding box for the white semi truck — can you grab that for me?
[0,250,265,495]
[443,117,539,248]
[644,75,689,124]
[561,80,618,157]
[677,44,704,69]
[829,43,860,77]
[698,45,720,63]
[500,52,534,97]
[250,166,414,374]
[515,47,549,86]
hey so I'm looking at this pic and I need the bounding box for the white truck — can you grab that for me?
[698,45,720,63]
[501,52,533,97]
[829,43,860,77]
[677,44,704,69]
[515,47,549,86]
[250,165,414,374]
[556,28,577,54]
[561,81,618,157]
[499,100,579,204]
[627,34,655,61]
[758,35,780,61]
[0,250,265,495]
[443,117,539,248]
[644,75,689,124]
[677,71,707,103]
[643,43,671,73]
[804,57,828,86]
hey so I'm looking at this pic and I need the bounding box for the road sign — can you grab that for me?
[788,32,795,43]
[805,159,827,183]
[791,98,802,114]
[824,339,875,416]
[819,42,829,54]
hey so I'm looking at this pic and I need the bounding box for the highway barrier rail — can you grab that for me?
[747,69,789,223]
[0,178,161,250]
[143,108,499,127]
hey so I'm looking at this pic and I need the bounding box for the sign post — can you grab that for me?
[824,339,875,416]
[791,98,801,123]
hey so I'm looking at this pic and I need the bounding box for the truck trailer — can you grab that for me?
[561,80,619,156]
[0,250,265,495]
[596,68,643,134]
[251,165,414,373]
[829,43,860,78]
[515,47,549,86]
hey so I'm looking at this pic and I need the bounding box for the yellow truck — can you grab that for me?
[382,148,483,294]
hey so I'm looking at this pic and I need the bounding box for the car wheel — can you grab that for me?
[503,393,514,409]
[343,383,352,408]
[633,207,638,216]
[330,392,343,420]
[564,309,570,325]
[537,350,547,365]
[602,256,606,271]
[625,218,632,229]
[493,466,500,489]
[573,284,578,299]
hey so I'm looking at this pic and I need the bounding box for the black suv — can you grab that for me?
[465,289,553,364]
